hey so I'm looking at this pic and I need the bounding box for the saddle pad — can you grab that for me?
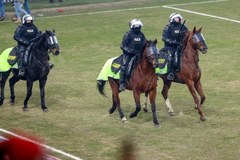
[0,47,18,72]
[155,51,168,75]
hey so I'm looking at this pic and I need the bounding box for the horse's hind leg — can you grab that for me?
[109,79,126,122]
[9,75,20,105]
[194,80,206,105]
[161,80,175,116]
[109,97,116,114]
[0,72,10,105]
[186,81,206,121]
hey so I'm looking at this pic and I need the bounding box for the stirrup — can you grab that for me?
[18,70,25,76]
[167,73,174,80]
[119,83,126,91]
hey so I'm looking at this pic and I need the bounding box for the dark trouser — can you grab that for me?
[18,45,27,71]
[173,46,181,72]
[119,54,131,85]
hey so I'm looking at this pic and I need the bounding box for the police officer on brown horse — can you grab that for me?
[13,14,41,77]
[162,13,188,80]
[119,19,146,91]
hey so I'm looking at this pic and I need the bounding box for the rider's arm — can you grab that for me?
[162,25,174,45]
[120,32,135,54]
[13,26,29,46]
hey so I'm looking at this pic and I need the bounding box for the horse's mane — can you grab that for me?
[181,30,191,49]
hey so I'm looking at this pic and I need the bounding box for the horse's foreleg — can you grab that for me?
[149,89,160,126]
[129,91,141,118]
[162,80,175,116]
[194,80,206,105]
[23,80,33,111]
[39,79,48,112]
[143,92,149,113]
[9,75,20,105]
[186,81,206,121]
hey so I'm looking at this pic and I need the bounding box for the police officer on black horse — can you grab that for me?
[13,14,41,77]
[119,19,146,91]
[162,13,188,80]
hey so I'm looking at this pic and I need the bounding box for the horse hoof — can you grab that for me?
[143,108,148,113]
[23,108,28,112]
[43,109,48,112]
[200,116,207,121]
[154,124,161,128]
[168,112,175,116]
[10,101,15,105]
[109,108,114,114]
[121,117,127,123]
[129,113,137,118]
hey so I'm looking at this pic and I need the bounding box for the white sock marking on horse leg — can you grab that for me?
[166,98,174,113]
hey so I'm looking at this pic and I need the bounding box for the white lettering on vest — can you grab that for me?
[134,38,141,41]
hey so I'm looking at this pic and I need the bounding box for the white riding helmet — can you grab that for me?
[169,13,183,23]
[22,14,33,24]
[129,19,143,29]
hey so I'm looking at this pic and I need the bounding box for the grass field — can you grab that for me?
[0,0,240,159]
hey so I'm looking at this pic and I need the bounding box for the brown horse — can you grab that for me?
[144,27,208,121]
[97,39,160,126]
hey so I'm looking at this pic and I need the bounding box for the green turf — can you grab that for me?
[0,0,240,159]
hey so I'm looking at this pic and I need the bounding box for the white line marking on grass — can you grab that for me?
[1,0,237,24]
[163,0,240,24]
[163,0,229,7]
[0,128,83,160]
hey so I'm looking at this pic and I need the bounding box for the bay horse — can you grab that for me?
[97,39,160,126]
[0,30,60,112]
[144,27,208,121]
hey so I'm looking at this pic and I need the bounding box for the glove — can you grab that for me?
[171,40,179,46]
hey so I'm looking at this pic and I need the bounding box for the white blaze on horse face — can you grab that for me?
[53,36,58,44]
[49,36,54,45]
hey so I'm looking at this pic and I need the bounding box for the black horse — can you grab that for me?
[0,30,60,112]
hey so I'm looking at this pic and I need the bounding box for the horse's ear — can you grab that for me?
[154,39,157,44]
[45,29,50,34]
[53,29,55,33]
[198,27,202,32]
[193,27,196,33]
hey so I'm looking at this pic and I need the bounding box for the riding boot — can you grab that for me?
[174,46,181,72]
[167,62,174,80]
[18,61,25,77]
[18,48,26,77]
[119,70,126,91]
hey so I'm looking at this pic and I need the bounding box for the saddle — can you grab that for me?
[111,54,137,78]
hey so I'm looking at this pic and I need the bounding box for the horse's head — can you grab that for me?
[191,27,208,54]
[145,39,159,68]
[45,30,60,55]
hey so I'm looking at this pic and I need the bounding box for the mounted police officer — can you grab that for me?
[119,19,146,91]
[13,14,40,76]
[162,13,188,80]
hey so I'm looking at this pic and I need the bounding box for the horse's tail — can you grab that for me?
[97,80,107,97]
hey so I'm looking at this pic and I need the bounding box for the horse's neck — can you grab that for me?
[182,39,199,66]
[34,37,48,55]
[136,55,154,75]
[32,38,49,62]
